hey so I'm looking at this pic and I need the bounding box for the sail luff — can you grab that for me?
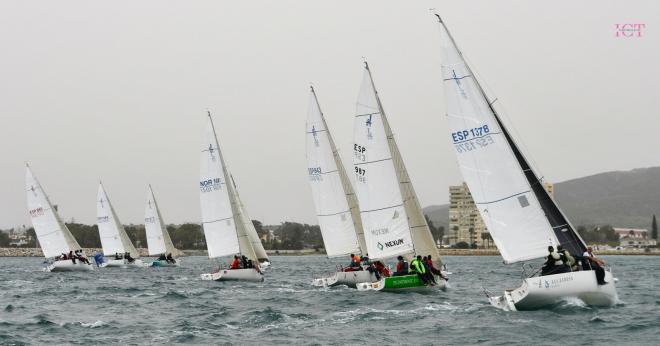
[226,175,259,262]
[436,14,587,255]
[26,165,82,258]
[353,65,415,260]
[363,63,442,266]
[436,15,585,262]
[308,86,366,256]
[99,183,139,258]
[231,175,268,261]
[200,113,241,259]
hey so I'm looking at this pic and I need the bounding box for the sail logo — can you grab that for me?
[371,228,389,236]
[145,216,156,224]
[308,167,322,182]
[29,185,37,196]
[207,144,217,162]
[311,126,320,147]
[29,207,44,217]
[615,23,645,38]
[384,238,404,248]
[446,69,468,98]
[366,114,374,140]
[200,178,223,192]
[377,242,384,250]
[97,216,110,223]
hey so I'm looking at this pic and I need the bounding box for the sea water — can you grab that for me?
[0,256,658,345]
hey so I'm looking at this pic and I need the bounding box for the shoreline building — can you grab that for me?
[447,182,554,248]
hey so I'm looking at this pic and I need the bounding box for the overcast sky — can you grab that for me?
[1,1,658,229]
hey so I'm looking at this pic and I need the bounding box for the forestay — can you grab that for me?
[306,87,363,257]
[353,67,414,260]
[144,185,180,256]
[200,116,241,258]
[437,17,566,263]
[25,165,82,258]
[97,183,140,258]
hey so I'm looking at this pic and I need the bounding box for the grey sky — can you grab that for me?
[1,1,658,229]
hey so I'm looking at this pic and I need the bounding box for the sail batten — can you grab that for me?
[306,87,364,257]
[436,15,586,263]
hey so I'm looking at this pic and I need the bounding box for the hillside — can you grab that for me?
[424,167,660,230]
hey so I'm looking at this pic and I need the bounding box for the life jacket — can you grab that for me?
[550,251,563,266]
[396,260,408,273]
[230,258,240,269]
[410,259,426,274]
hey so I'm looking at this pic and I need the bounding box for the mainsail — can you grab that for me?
[306,86,366,257]
[97,183,140,258]
[26,164,82,258]
[200,112,259,262]
[144,185,180,257]
[353,63,441,264]
[435,15,586,263]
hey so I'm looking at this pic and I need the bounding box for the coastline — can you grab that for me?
[1,247,658,257]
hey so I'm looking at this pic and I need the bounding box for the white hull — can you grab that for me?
[200,268,263,282]
[100,258,144,268]
[488,270,618,311]
[312,271,378,288]
[149,259,181,267]
[259,261,271,271]
[45,260,94,272]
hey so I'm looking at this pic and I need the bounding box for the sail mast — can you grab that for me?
[363,62,441,265]
[435,14,586,257]
[310,86,368,255]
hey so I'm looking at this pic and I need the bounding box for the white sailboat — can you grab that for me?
[434,14,618,309]
[96,182,143,268]
[144,185,182,267]
[199,112,264,282]
[352,63,447,292]
[25,164,93,272]
[306,86,377,288]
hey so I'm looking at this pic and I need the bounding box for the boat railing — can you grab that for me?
[522,263,541,279]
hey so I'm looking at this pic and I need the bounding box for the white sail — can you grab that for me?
[25,165,82,258]
[97,183,140,258]
[352,67,415,260]
[200,115,241,258]
[233,182,269,261]
[306,87,364,257]
[436,17,558,263]
[144,185,180,257]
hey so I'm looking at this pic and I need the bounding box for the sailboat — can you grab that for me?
[25,164,93,272]
[144,185,182,267]
[96,182,143,268]
[199,112,264,282]
[306,86,378,288]
[434,14,618,310]
[352,63,447,292]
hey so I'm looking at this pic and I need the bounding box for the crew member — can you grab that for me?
[557,246,576,271]
[393,256,409,276]
[230,255,241,269]
[583,247,607,285]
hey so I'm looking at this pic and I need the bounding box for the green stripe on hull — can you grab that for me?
[383,275,425,289]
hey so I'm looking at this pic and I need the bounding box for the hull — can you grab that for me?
[150,259,181,267]
[259,261,271,271]
[356,274,447,292]
[100,258,144,268]
[312,271,378,288]
[46,260,94,272]
[488,270,618,311]
[200,268,264,282]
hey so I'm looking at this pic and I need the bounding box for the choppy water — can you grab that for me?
[0,255,658,345]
